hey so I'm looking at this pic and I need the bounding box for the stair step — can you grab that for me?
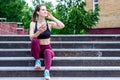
[0,34,120,41]
[1,57,120,60]
[0,49,120,57]
[0,35,120,77]
[0,48,120,51]
[0,57,120,66]
[0,66,120,77]
[1,41,120,43]
[0,35,30,41]
[0,41,120,49]
[0,77,120,80]
[0,66,120,71]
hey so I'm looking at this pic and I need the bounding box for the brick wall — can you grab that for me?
[85,0,93,10]
[0,22,28,35]
[85,0,120,28]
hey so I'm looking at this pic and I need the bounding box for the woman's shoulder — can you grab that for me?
[30,21,36,25]
[30,21,36,26]
[30,22,36,30]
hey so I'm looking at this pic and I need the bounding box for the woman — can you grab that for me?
[29,4,64,80]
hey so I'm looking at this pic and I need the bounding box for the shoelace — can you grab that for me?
[35,60,41,66]
[44,71,49,77]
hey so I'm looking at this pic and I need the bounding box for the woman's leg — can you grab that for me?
[43,49,54,70]
[31,38,40,59]
[43,48,54,80]
[31,38,42,69]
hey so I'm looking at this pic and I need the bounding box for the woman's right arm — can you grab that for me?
[29,22,47,40]
[29,22,41,40]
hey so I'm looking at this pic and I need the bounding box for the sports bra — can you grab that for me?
[34,21,51,39]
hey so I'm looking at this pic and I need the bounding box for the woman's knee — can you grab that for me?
[31,38,40,53]
[31,38,39,44]
[44,49,54,58]
[31,39,40,48]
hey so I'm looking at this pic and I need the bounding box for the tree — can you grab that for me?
[52,0,99,34]
[31,0,54,12]
[32,0,44,7]
[20,4,33,29]
[0,0,32,29]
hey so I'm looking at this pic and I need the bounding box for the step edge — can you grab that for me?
[0,34,120,37]
[0,41,120,44]
[0,57,120,60]
[0,66,120,71]
[0,49,120,51]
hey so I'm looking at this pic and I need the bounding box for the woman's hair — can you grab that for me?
[32,4,45,22]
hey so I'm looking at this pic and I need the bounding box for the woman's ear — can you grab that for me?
[36,11,39,15]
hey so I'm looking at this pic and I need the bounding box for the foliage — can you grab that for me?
[0,0,32,29]
[0,0,99,34]
[31,0,54,12]
[51,0,100,34]
[32,0,44,7]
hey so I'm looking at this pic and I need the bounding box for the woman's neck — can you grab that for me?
[38,16,46,23]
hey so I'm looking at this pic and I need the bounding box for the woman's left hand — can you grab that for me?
[46,12,54,20]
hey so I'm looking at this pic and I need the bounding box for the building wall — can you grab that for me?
[85,0,120,28]
[85,0,93,10]
[0,22,28,35]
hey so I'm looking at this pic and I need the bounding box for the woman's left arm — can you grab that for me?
[47,12,65,29]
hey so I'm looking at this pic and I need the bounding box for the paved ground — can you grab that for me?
[0,77,120,80]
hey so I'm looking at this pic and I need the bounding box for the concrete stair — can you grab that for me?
[0,34,120,79]
[1,77,120,80]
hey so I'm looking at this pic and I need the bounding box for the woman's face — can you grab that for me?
[38,6,47,17]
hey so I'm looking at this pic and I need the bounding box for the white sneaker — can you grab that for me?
[44,70,50,80]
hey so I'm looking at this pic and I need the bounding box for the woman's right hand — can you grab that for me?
[38,23,47,33]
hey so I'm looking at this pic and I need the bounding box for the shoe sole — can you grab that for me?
[35,66,41,70]
[45,78,50,80]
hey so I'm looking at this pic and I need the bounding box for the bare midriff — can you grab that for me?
[39,38,51,45]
